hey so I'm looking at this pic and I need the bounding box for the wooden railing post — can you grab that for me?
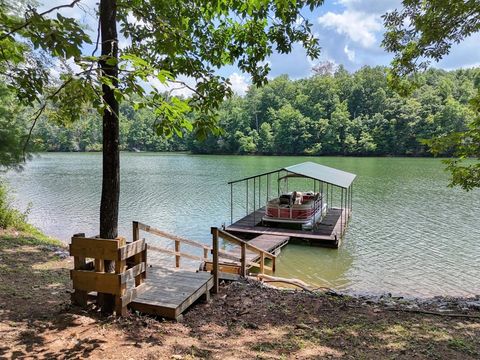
[240,242,247,277]
[211,227,219,294]
[71,233,88,307]
[133,221,139,242]
[175,240,180,268]
[259,252,265,274]
[115,237,127,316]
[272,256,276,272]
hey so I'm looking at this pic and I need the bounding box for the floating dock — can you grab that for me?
[227,162,355,248]
[226,207,350,248]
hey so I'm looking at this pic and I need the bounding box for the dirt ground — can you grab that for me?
[1,230,479,359]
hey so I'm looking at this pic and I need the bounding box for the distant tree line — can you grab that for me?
[26,66,479,156]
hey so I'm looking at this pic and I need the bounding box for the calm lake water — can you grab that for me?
[5,153,480,298]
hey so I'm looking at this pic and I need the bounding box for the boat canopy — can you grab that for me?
[229,161,356,189]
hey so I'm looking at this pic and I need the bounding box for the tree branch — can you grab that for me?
[0,0,82,41]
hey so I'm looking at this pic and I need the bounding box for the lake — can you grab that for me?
[5,153,480,298]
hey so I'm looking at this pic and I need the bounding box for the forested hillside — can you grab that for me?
[30,66,479,156]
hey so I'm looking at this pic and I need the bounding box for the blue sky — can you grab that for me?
[41,0,480,95]
[223,0,480,94]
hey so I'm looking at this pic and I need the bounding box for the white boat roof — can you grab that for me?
[284,162,356,189]
[228,161,356,189]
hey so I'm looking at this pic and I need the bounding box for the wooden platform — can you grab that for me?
[226,207,350,248]
[228,233,289,264]
[129,266,213,320]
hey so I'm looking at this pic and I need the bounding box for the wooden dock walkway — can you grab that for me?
[70,214,350,320]
[223,233,288,265]
[226,207,350,248]
[129,266,213,320]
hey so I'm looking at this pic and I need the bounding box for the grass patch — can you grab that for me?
[448,337,478,356]
[0,180,61,247]
[251,338,302,354]
[0,180,29,230]
[0,227,62,248]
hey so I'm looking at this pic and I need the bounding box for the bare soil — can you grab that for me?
[1,230,479,359]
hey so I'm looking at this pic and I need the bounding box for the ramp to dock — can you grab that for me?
[229,233,289,264]
[129,266,213,320]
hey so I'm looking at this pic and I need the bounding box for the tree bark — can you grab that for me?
[99,0,119,240]
[99,0,119,314]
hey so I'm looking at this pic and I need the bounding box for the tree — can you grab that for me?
[0,84,29,169]
[258,122,273,154]
[271,104,312,154]
[1,0,324,312]
[383,0,480,189]
[1,0,322,222]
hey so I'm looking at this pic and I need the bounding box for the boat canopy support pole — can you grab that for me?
[258,176,261,210]
[267,174,270,202]
[253,177,256,225]
[277,171,280,197]
[341,187,344,236]
[246,179,248,216]
[230,183,233,225]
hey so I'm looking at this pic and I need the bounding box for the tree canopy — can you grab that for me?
[382,0,480,190]
[27,66,479,158]
[0,0,322,140]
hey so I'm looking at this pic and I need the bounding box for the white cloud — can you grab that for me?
[228,72,250,96]
[336,0,402,14]
[344,44,355,62]
[148,75,196,98]
[318,10,382,48]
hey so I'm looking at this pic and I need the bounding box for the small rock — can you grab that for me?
[466,300,480,309]
[245,322,259,329]
[296,323,313,330]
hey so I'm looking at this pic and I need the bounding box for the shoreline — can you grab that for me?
[1,227,479,358]
[30,150,458,159]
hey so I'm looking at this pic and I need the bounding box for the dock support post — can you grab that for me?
[211,227,219,294]
[240,242,247,277]
[175,240,180,268]
[133,221,139,242]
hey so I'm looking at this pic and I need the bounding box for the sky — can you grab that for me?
[40,0,480,96]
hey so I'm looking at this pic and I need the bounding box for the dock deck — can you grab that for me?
[129,266,213,320]
[226,233,289,263]
[226,207,350,248]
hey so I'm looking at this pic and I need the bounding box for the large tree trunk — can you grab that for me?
[99,0,119,313]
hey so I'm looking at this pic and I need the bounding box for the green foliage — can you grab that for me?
[382,0,480,189]
[29,66,479,158]
[0,84,30,170]
[186,66,477,156]
[0,181,28,230]
[0,0,323,151]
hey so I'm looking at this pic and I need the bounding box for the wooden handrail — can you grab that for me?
[135,221,210,250]
[148,244,208,262]
[216,228,276,261]
[211,227,275,277]
[134,221,223,270]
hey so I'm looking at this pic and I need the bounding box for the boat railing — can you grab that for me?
[265,196,325,220]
